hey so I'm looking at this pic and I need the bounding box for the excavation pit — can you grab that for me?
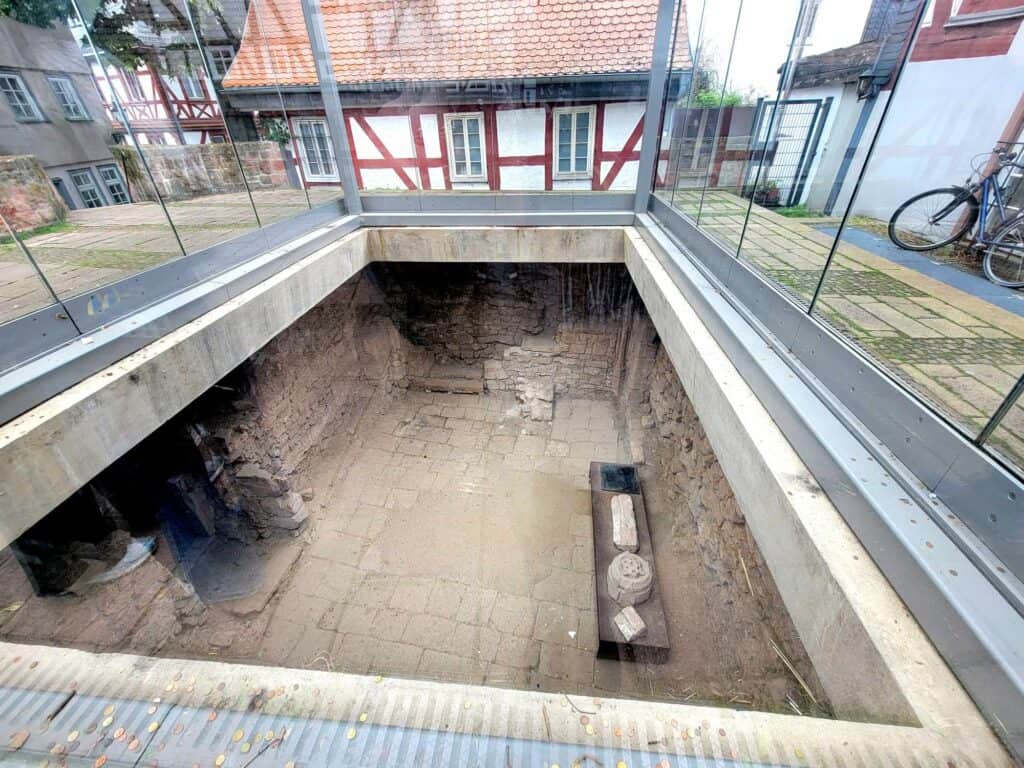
[1,227,1009,767]
[0,261,830,716]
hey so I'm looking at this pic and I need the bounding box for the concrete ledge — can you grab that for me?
[0,229,369,550]
[0,641,1010,768]
[624,229,1008,762]
[368,226,626,263]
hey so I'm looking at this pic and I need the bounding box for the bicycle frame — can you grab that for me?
[976,170,1013,244]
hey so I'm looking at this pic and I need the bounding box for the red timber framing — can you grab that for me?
[273,102,667,192]
[101,67,225,141]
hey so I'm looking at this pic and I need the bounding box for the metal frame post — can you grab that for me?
[298,0,363,215]
[633,0,679,214]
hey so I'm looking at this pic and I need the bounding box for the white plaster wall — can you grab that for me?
[602,102,646,151]
[350,115,413,161]
[420,114,441,157]
[853,27,1024,221]
[553,178,591,190]
[349,119,382,160]
[601,159,639,190]
[497,108,546,156]
[427,166,445,189]
[500,165,545,190]
[452,180,490,190]
[184,132,203,145]
[369,115,414,157]
[361,168,410,190]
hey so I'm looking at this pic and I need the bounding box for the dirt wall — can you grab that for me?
[369,262,643,401]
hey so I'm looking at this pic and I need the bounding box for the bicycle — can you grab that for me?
[888,145,1024,288]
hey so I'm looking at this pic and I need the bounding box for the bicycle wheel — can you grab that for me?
[888,187,978,251]
[984,216,1024,288]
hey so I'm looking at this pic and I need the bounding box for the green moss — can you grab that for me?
[0,220,71,245]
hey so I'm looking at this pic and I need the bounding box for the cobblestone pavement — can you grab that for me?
[670,189,1024,470]
[0,188,341,326]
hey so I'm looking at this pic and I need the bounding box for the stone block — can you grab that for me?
[611,494,638,552]
[613,605,647,642]
[606,552,652,606]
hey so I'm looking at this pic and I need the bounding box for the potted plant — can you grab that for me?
[752,179,780,207]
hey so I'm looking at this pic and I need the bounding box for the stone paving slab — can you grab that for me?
[0,189,336,327]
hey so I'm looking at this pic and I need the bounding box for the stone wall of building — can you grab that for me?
[0,155,67,232]
[116,141,291,203]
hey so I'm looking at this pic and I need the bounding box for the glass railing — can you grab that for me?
[655,0,1024,479]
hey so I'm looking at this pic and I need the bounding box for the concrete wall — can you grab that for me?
[0,18,115,172]
[0,155,68,231]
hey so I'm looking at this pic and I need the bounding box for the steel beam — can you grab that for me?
[633,0,679,213]
[298,0,362,214]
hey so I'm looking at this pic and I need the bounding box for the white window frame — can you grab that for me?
[121,70,144,102]
[921,0,935,26]
[97,164,129,204]
[47,75,90,120]
[552,105,596,180]
[178,73,205,100]
[293,118,338,182]
[207,47,234,79]
[68,168,105,208]
[443,112,487,182]
[0,71,44,121]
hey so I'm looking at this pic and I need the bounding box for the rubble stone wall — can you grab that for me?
[115,141,290,203]
[0,155,67,232]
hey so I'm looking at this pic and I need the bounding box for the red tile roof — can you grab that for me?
[224,0,689,89]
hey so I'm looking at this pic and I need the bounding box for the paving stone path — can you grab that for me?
[669,188,1024,469]
[0,188,340,325]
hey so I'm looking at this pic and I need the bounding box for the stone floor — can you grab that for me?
[0,388,824,713]
[0,188,341,325]
[667,188,1024,470]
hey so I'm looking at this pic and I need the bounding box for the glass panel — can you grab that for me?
[809,1,1024,468]
[0,209,64,325]
[242,0,343,213]
[736,0,892,308]
[694,1,803,251]
[264,2,663,198]
[661,0,743,223]
[0,6,185,306]
[986,389,1024,473]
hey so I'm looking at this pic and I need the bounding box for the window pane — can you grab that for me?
[455,161,467,176]
[470,160,482,176]
[559,157,571,172]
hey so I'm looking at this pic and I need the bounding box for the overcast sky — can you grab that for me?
[683,0,874,99]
